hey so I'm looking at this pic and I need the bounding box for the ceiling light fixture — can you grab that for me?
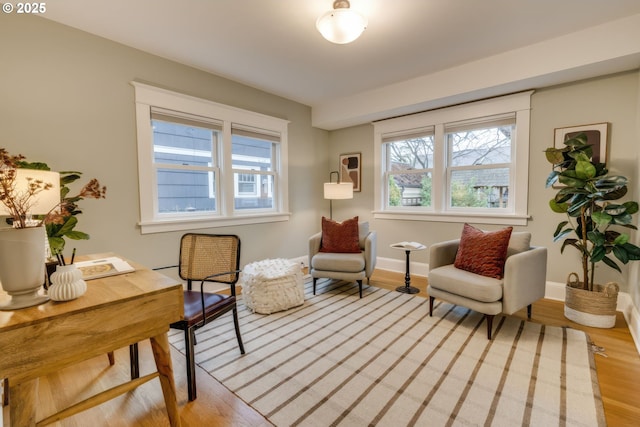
[316,0,367,45]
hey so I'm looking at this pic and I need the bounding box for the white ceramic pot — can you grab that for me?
[49,264,87,301]
[0,226,49,309]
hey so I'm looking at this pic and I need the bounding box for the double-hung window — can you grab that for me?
[383,129,434,208]
[374,91,532,225]
[151,110,221,215]
[132,82,290,234]
[231,125,277,210]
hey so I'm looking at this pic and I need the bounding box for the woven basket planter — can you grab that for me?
[564,273,619,328]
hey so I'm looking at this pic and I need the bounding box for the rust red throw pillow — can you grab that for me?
[454,223,513,279]
[320,216,361,253]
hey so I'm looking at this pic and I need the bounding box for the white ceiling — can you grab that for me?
[42,0,640,129]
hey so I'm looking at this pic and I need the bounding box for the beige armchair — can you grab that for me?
[309,222,377,298]
[427,232,547,339]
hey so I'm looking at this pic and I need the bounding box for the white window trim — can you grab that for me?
[132,81,290,234]
[373,91,533,226]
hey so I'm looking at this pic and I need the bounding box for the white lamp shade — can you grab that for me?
[324,182,353,200]
[316,8,367,44]
[0,169,60,216]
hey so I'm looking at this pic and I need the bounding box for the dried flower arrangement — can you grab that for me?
[0,148,107,252]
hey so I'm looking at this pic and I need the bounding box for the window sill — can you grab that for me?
[372,210,530,226]
[138,212,291,234]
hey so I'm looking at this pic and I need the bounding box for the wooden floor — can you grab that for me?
[5,270,640,426]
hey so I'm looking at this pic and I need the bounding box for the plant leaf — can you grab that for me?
[613,233,629,245]
[601,255,622,273]
[612,245,629,264]
[545,148,565,165]
[622,243,640,260]
[575,161,596,180]
[591,245,606,262]
[546,171,560,188]
[591,211,612,228]
[549,199,568,213]
[623,201,639,215]
[587,231,605,246]
[65,230,90,240]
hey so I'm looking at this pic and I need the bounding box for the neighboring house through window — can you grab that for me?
[374,91,532,226]
[132,82,290,234]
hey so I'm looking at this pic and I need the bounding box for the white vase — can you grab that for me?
[49,264,87,301]
[0,226,49,310]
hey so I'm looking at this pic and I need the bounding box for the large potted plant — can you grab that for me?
[545,133,640,327]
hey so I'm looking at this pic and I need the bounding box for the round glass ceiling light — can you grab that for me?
[316,0,368,44]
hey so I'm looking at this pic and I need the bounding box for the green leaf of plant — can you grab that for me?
[558,175,586,188]
[603,187,628,202]
[573,152,592,163]
[591,245,606,262]
[601,255,622,273]
[591,211,612,227]
[587,231,605,245]
[603,204,625,215]
[623,201,639,215]
[567,196,590,215]
[65,230,90,240]
[622,243,640,260]
[48,236,65,253]
[56,216,78,235]
[613,234,629,245]
[544,148,565,164]
[612,245,629,264]
[553,221,568,237]
[612,213,632,225]
[553,228,573,242]
[549,199,568,213]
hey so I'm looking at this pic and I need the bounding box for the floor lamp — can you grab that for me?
[323,171,353,219]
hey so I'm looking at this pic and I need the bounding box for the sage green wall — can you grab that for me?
[0,14,327,269]
[328,72,640,297]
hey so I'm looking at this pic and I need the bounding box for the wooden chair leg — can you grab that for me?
[3,378,8,406]
[107,351,115,366]
[185,327,197,401]
[429,296,434,316]
[357,280,363,298]
[232,307,245,354]
[527,304,532,319]
[313,277,317,295]
[486,314,495,340]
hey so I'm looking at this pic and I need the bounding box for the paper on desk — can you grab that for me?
[74,256,135,280]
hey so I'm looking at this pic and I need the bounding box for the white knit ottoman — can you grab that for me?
[241,258,305,314]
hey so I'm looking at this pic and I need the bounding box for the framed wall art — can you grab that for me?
[339,152,361,192]
[554,122,609,164]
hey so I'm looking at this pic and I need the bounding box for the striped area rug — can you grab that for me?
[168,279,606,427]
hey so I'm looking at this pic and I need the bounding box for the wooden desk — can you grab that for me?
[0,253,184,426]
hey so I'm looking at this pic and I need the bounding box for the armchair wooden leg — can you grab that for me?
[313,277,317,295]
[357,280,363,298]
[527,304,532,319]
[107,351,115,366]
[486,315,495,340]
[429,296,434,316]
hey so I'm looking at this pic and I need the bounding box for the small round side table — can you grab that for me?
[390,242,426,294]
